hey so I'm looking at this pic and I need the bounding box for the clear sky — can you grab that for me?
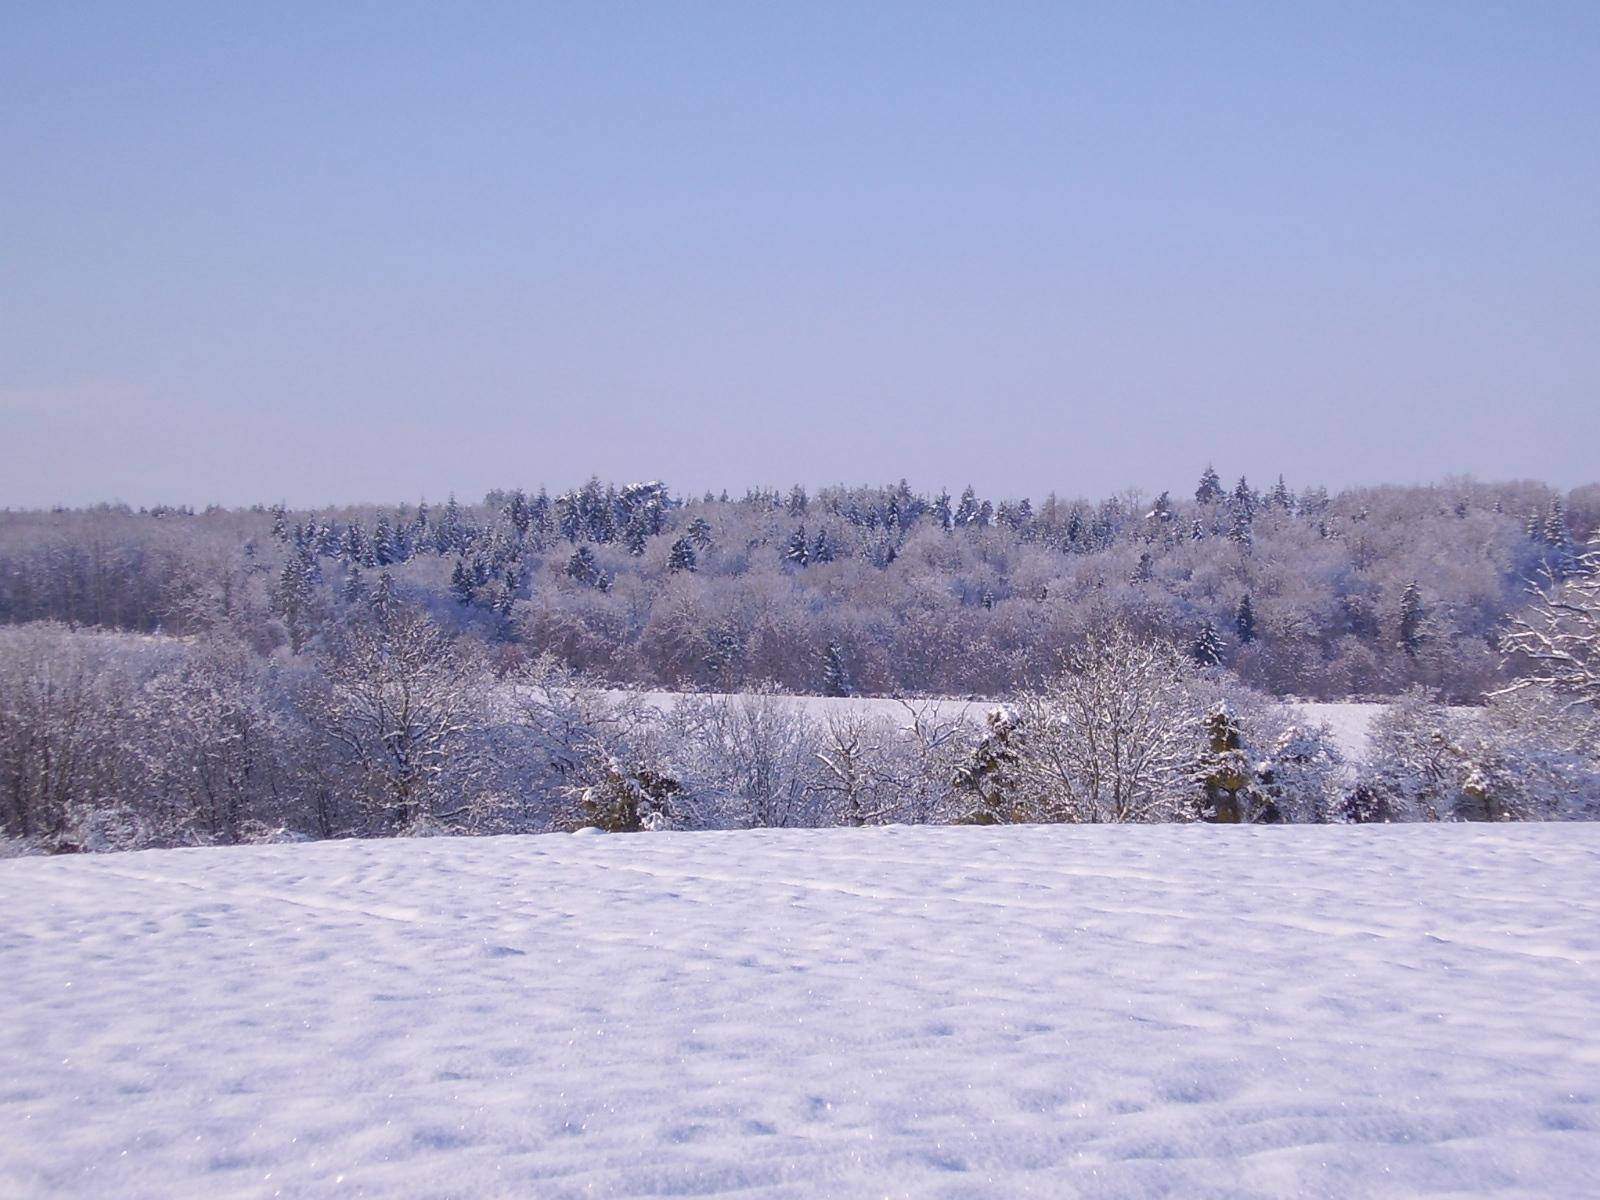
[3,2,1597,508]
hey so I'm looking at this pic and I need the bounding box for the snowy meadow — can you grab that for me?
[4,824,1598,1198]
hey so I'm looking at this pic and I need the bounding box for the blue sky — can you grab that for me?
[3,2,1597,506]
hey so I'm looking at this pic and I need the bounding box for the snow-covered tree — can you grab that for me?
[1497,538,1600,708]
[667,537,698,573]
[305,606,487,830]
[1009,629,1206,823]
[1190,619,1225,667]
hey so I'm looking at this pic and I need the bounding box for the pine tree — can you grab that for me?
[667,537,697,573]
[273,551,316,652]
[1235,593,1256,645]
[1398,581,1425,658]
[1190,619,1225,666]
[783,525,809,567]
[624,517,649,557]
[1195,466,1224,505]
[786,485,808,517]
[372,515,397,566]
[1543,498,1577,578]
[688,516,713,549]
[369,571,401,627]
[340,523,366,565]
[954,486,980,527]
[811,526,835,564]
[932,489,953,531]
[1231,476,1256,519]
[820,641,851,697]
[1269,474,1294,511]
[341,565,364,604]
[1196,703,1256,823]
[450,559,474,606]
[567,545,603,587]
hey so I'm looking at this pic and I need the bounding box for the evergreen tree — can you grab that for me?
[1190,619,1225,666]
[1543,498,1578,578]
[567,545,604,587]
[786,485,809,517]
[273,551,316,652]
[369,571,401,627]
[1398,581,1425,658]
[954,486,980,527]
[1195,466,1224,505]
[624,517,649,557]
[820,641,852,697]
[811,526,835,564]
[783,525,809,567]
[340,523,366,565]
[505,489,530,536]
[667,537,698,573]
[372,516,397,566]
[1235,593,1256,645]
[932,489,953,531]
[1196,703,1257,823]
[341,565,364,604]
[688,516,713,549]
[1269,475,1295,511]
[450,559,474,606]
[1230,475,1256,520]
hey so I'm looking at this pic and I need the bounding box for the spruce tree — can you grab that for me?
[783,525,809,567]
[567,545,603,587]
[1191,620,1225,666]
[820,641,851,697]
[1398,581,1425,658]
[811,526,835,564]
[450,559,474,606]
[1195,466,1224,505]
[1235,593,1256,644]
[667,537,698,573]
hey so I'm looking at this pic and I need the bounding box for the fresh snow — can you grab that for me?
[4,825,1598,1198]
[628,692,1399,763]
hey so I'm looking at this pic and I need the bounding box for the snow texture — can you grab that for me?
[3,825,1598,1198]
[628,692,1393,762]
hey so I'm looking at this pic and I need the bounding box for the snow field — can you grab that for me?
[2,824,1598,1198]
[626,692,1393,763]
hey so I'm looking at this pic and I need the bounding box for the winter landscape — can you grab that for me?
[6,5,1600,1198]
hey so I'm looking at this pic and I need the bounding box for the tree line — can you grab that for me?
[1,470,1596,703]
[3,539,1597,852]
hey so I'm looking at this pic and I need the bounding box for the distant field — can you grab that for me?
[619,691,1405,763]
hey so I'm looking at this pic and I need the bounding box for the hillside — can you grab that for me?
[3,825,1598,1198]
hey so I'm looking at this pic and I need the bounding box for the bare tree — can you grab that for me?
[1497,540,1600,708]
[305,606,487,830]
[1011,628,1206,823]
[814,710,894,826]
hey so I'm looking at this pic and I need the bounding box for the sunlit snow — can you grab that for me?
[3,824,1597,1197]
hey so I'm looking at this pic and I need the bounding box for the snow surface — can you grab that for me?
[4,825,1598,1198]
[627,692,1394,763]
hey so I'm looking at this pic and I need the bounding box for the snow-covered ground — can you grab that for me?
[628,692,1395,762]
[4,825,1597,1198]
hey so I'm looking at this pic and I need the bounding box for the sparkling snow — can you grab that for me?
[3,825,1598,1198]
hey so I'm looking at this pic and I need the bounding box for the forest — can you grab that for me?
[2,469,1598,851]
[3,469,1596,701]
